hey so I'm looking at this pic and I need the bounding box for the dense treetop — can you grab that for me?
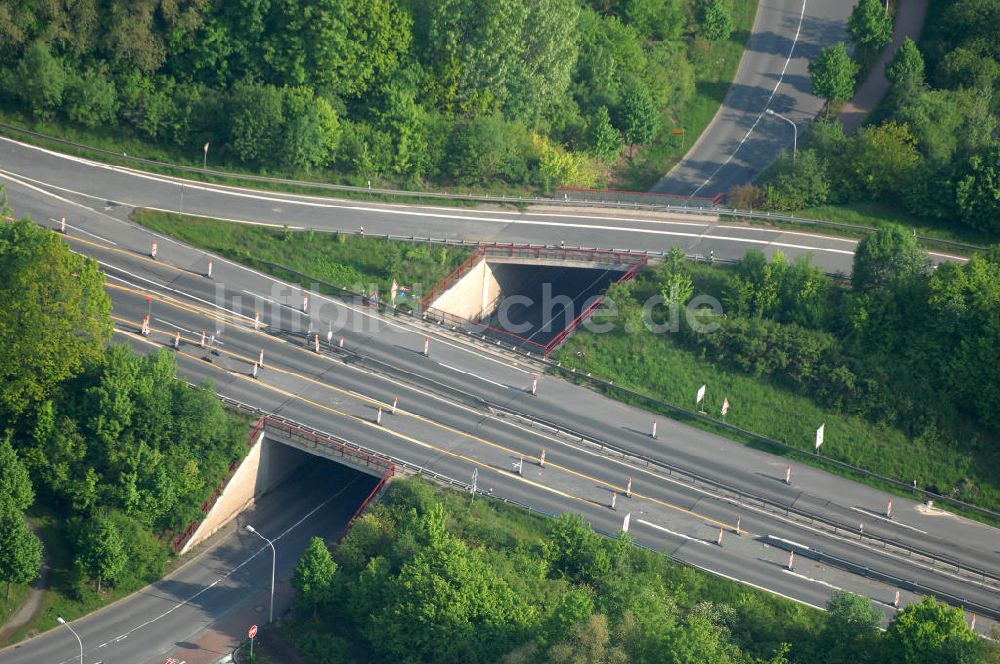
[0,0,738,189]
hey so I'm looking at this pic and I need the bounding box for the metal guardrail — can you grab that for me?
[211,245,996,525]
[212,393,999,620]
[0,121,988,254]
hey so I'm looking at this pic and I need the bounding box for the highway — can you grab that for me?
[0,172,996,663]
[652,0,852,197]
[0,136,969,278]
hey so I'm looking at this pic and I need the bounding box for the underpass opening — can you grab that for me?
[422,244,645,354]
[175,417,394,554]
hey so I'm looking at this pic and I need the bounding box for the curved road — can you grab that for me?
[652,0,852,197]
[0,138,966,279]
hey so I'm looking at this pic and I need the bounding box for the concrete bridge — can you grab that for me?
[421,244,646,354]
[174,417,394,554]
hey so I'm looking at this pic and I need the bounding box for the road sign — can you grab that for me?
[672,127,684,136]
[248,624,258,639]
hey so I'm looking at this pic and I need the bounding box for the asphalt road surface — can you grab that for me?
[0,137,968,279]
[652,0,852,197]
[0,183,995,663]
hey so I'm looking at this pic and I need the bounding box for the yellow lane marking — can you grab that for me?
[117,316,736,533]
[106,282,254,328]
[115,326,604,512]
[61,230,202,276]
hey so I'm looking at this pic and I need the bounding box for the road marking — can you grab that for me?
[158,320,195,335]
[687,0,809,198]
[781,568,844,591]
[48,218,118,244]
[636,519,712,546]
[850,507,928,534]
[438,363,509,389]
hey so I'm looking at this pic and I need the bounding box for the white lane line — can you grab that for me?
[850,507,928,534]
[636,518,712,546]
[781,568,844,591]
[0,141,966,262]
[688,0,809,198]
[48,218,118,244]
[105,271,254,325]
[159,320,195,335]
[438,363,509,389]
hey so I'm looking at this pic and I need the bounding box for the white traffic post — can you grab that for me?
[254,311,261,330]
[258,348,265,367]
[206,259,213,279]
[60,215,66,233]
[140,315,150,336]
[651,418,657,439]
[200,330,206,348]
[736,516,742,536]
[717,527,724,547]
[971,614,977,631]
[787,549,795,571]
[531,375,538,396]
[392,397,398,415]
[625,477,632,498]
[886,498,893,518]
[784,464,792,485]
[376,407,383,425]
[150,240,157,259]
[174,331,181,349]
[611,491,617,510]
[302,293,309,313]
[860,523,864,537]
[539,449,546,468]
[314,334,320,353]
[339,335,345,348]
[893,591,900,608]
[326,329,333,345]
[252,362,259,379]
[517,457,524,476]
[423,335,430,357]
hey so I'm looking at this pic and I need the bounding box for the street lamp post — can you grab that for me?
[56,616,83,664]
[765,109,797,163]
[245,525,276,624]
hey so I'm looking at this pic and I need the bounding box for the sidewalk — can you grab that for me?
[838,0,929,134]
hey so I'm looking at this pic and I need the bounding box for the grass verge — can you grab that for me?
[797,202,996,248]
[132,209,472,298]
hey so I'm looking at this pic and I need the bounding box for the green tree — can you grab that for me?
[886,37,925,89]
[0,509,42,599]
[699,0,734,42]
[809,42,858,109]
[75,516,127,593]
[279,87,340,172]
[620,81,660,156]
[64,67,119,129]
[547,613,628,664]
[0,216,112,416]
[956,142,1000,235]
[816,591,882,664]
[293,536,338,617]
[12,41,67,119]
[0,434,34,512]
[848,121,919,199]
[505,0,580,121]
[852,224,929,291]
[848,0,893,51]
[882,596,979,664]
[587,106,623,162]
[544,513,611,584]
[229,81,285,165]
